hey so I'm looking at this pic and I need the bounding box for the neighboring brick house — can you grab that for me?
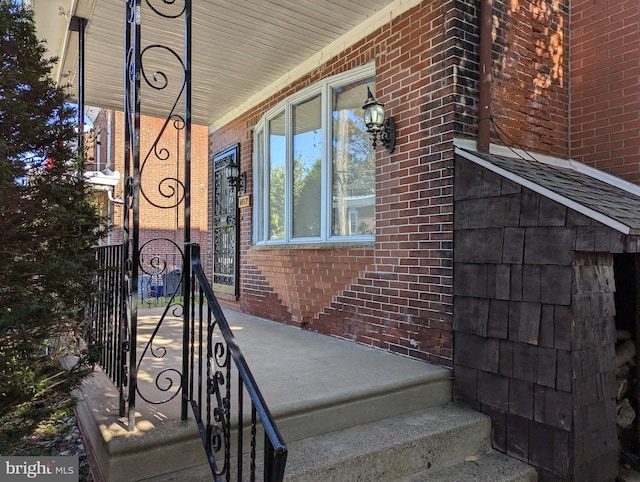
[87,110,211,273]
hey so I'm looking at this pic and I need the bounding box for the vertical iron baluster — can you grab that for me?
[118,243,127,417]
[206,313,212,456]
[113,245,120,390]
[188,271,195,415]
[225,345,232,482]
[197,283,203,414]
[188,245,287,480]
[128,0,142,433]
[250,404,257,482]
[106,248,113,378]
[237,379,243,482]
[181,0,193,423]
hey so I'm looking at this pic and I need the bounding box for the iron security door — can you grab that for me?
[212,145,240,296]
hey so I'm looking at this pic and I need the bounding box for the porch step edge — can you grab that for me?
[282,403,492,481]
[142,405,537,482]
[271,366,452,420]
[75,367,452,481]
[274,374,452,443]
[74,371,208,481]
[399,449,538,482]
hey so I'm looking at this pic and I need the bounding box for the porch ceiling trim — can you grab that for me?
[28,0,422,129]
[209,0,424,132]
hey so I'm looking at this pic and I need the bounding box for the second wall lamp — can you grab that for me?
[362,87,396,153]
[225,162,246,193]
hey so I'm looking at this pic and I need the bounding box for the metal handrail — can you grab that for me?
[188,243,287,481]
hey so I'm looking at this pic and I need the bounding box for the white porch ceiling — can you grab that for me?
[28,0,419,128]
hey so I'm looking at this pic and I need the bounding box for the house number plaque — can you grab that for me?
[238,194,251,209]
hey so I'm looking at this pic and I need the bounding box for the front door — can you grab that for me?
[212,145,240,296]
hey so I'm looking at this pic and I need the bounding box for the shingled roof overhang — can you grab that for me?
[455,144,640,236]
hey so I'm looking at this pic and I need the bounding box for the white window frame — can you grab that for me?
[253,63,376,246]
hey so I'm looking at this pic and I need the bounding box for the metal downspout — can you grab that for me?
[478,0,492,152]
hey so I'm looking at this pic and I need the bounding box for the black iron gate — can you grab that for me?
[212,144,240,296]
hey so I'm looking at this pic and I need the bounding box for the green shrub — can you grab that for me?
[0,1,105,431]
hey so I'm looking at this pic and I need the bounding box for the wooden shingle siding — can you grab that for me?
[488,298,509,338]
[452,155,638,480]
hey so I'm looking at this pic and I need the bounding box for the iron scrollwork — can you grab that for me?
[189,244,288,480]
[206,339,232,476]
[140,114,186,210]
[122,0,191,420]
[145,0,187,19]
[135,239,185,405]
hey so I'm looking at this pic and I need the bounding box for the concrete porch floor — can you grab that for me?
[76,306,453,481]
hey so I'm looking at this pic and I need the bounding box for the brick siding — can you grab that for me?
[570,0,640,182]
[93,0,638,373]
[207,0,603,366]
[208,1,467,366]
[95,111,210,271]
[490,0,570,158]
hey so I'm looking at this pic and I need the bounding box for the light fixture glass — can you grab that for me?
[363,87,385,131]
[225,162,246,193]
[225,163,239,181]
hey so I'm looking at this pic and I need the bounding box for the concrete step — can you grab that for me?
[270,362,452,445]
[77,309,535,481]
[143,405,537,482]
[282,404,536,482]
[401,450,538,482]
[77,361,452,481]
[229,310,454,444]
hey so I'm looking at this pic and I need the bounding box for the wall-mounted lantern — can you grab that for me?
[225,163,246,193]
[362,87,396,153]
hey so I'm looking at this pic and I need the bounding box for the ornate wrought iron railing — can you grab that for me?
[87,242,187,416]
[86,3,285,478]
[87,243,128,415]
[188,243,287,481]
[122,0,193,429]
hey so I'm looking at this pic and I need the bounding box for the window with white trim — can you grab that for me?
[253,64,376,245]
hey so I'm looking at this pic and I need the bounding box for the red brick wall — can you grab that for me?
[570,0,640,183]
[243,246,374,328]
[209,1,459,366]
[452,0,480,137]
[490,0,570,158]
[103,111,210,270]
